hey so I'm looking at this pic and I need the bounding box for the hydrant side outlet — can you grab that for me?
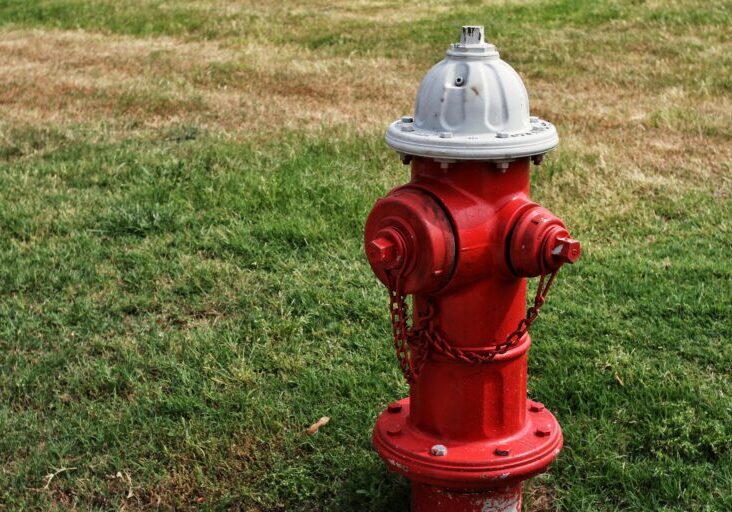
[364,26,581,512]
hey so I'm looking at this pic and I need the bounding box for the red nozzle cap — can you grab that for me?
[551,236,581,265]
[509,205,581,277]
[364,189,456,294]
[367,237,398,268]
[366,229,404,270]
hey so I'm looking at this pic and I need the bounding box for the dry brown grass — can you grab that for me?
[525,480,557,511]
[0,3,729,224]
[0,28,418,136]
[194,0,456,23]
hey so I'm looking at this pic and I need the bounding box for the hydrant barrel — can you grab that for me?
[365,26,580,512]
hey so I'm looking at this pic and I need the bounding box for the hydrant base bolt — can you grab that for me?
[535,426,552,437]
[529,401,545,413]
[387,402,403,413]
[387,426,402,436]
[494,446,511,456]
[430,444,448,457]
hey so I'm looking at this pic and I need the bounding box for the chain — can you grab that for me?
[385,269,559,383]
[385,272,428,385]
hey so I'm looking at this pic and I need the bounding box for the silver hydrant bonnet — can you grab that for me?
[385,26,559,161]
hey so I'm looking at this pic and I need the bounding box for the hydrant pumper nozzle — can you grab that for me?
[363,26,581,512]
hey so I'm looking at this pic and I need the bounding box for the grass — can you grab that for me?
[0,0,731,510]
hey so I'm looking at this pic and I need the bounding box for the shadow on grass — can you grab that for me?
[330,458,410,512]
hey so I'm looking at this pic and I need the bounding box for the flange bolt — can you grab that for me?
[494,446,511,456]
[387,402,403,413]
[535,425,552,438]
[529,401,545,413]
[430,444,448,456]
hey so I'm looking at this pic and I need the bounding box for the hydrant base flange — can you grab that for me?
[373,397,562,489]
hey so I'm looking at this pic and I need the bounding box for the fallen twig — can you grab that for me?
[116,470,134,499]
[42,467,76,490]
[306,416,330,435]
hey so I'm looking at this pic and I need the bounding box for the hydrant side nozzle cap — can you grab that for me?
[552,236,581,264]
[385,25,558,161]
[366,230,404,270]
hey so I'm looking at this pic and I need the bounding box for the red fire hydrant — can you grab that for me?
[364,26,580,511]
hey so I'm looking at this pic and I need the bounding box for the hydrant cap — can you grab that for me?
[386,26,559,161]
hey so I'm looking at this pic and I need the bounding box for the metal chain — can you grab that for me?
[385,269,559,383]
[385,272,428,385]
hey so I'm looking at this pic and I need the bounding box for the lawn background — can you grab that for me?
[0,0,730,510]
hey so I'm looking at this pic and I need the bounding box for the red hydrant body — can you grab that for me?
[364,27,580,511]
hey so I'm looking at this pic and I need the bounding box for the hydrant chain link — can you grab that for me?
[386,268,560,381]
[386,271,430,384]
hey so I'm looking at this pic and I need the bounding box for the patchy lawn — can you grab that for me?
[0,1,730,510]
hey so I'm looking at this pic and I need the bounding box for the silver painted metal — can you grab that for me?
[385,26,558,161]
[430,444,448,456]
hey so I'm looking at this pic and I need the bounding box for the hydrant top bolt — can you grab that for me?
[430,444,448,457]
[459,25,485,45]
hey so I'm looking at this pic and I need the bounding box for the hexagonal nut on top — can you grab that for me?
[551,236,581,264]
[365,230,403,270]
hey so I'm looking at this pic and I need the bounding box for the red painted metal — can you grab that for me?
[364,157,580,511]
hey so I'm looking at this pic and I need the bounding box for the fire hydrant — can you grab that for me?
[364,26,580,511]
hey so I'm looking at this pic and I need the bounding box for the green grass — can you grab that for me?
[0,135,410,510]
[1,0,731,510]
[1,132,730,511]
[0,0,217,38]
